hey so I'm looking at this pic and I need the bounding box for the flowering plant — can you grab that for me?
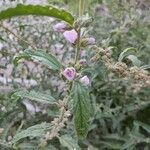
[0,0,150,150]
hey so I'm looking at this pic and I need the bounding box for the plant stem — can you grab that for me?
[74,0,85,65]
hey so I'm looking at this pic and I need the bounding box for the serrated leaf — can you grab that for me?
[0,4,74,25]
[58,134,81,150]
[127,55,141,67]
[12,122,52,144]
[14,49,63,70]
[118,47,137,62]
[72,82,91,139]
[12,90,56,104]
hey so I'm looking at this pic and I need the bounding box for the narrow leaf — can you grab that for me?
[12,122,52,144]
[118,47,137,62]
[12,90,56,104]
[0,4,74,25]
[72,82,91,139]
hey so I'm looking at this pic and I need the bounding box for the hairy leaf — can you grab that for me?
[72,82,91,139]
[140,65,150,70]
[12,90,56,104]
[118,47,137,62]
[127,55,141,67]
[14,49,63,70]
[12,122,52,144]
[134,121,150,134]
[0,4,74,25]
[58,134,81,149]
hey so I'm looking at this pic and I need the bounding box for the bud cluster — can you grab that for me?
[40,100,71,146]
[97,47,150,91]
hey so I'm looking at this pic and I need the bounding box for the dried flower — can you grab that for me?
[53,22,66,33]
[63,67,76,81]
[63,29,78,43]
[80,75,90,86]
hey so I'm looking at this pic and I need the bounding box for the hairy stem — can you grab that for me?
[74,0,85,65]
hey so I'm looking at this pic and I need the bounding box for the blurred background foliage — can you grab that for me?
[0,0,150,149]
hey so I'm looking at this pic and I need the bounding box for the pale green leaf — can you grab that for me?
[12,90,56,104]
[100,141,123,150]
[72,82,91,139]
[134,121,150,134]
[14,49,63,70]
[127,55,141,67]
[58,134,81,150]
[12,122,52,144]
[0,4,74,25]
[118,47,137,62]
[140,65,150,70]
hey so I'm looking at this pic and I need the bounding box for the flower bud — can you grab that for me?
[81,37,96,47]
[63,67,76,81]
[80,75,90,87]
[63,29,78,44]
[53,22,66,33]
[79,59,87,65]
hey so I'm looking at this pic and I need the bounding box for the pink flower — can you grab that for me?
[87,37,96,45]
[63,29,78,43]
[53,22,66,33]
[63,67,76,81]
[80,75,90,86]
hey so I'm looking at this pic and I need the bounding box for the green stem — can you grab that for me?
[74,30,80,65]
[74,0,84,65]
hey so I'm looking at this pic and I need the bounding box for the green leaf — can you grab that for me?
[72,82,91,139]
[127,55,141,67]
[134,121,150,134]
[58,134,81,150]
[14,49,63,70]
[100,141,123,150]
[118,47,137,62]
[12,90,56,104]
[13,53,31,66]
[140,65,150,70]
[12,122,52,144]
[0,4,74,25]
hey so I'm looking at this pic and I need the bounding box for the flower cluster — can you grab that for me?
[53,21,95,87]
[53,22,96,46]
